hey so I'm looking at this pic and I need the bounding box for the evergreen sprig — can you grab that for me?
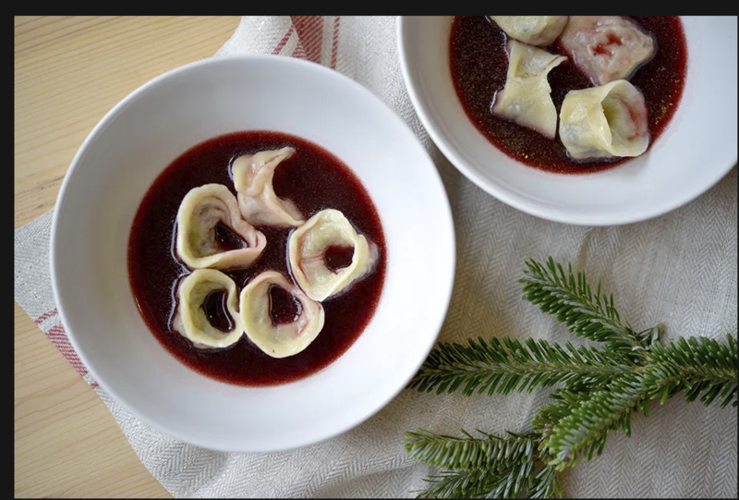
[408,335,637,397]
[520,257,657,358]
[647,335,738,408]
[415,468,496,499]
[542,373,648,470]
[407,430,552,499]
[404,429,538,471]
[405,257,737,498]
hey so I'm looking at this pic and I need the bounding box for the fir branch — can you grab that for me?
[413,454,543,499]
[527,463,561,499]
[404,429,539,471]
[542,336,738,471]
[541,374,649,471]
[646,335,738,408]
[415,468,497,499]
[406,429,562,498]
[408,336,637,397]
[485,458,537,499]
[520,257,653,356]
[533,388,601,437]
[406,257,738,498]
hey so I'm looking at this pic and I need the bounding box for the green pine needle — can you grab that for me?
[405,429,561,498]
[485,459,537,499]
[647,335,738,408]
[533,387,604,436]
[408,336,638,397]
[528,463,562,499]
[520,257,653,358]
[542,374,648,470]
[406,257,738,498]
[415,468,497,499]
[404,429,538,471]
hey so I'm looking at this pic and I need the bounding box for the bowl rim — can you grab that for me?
[50,53,457,452]
[396,15,738,226]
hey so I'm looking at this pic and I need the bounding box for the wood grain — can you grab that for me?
[14,16,240,498]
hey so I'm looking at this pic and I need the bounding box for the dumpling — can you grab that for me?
[239,271,325,358]
[559,79,650,160]
[176,183,266,270]
[489,16,568,47]
[560,16,656,86]
[231,147,304,227]
[288,209,379,302]
[492,40,567,139]
[172,269,243,349]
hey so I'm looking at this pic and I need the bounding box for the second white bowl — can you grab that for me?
[398,16,737,226]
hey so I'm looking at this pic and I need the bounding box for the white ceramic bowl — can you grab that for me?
[398,16,737,225]
[50,55,455,452]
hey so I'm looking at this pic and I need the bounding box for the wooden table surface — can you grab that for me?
[15,16,241,498]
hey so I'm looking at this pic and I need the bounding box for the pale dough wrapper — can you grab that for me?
[172,269,243,349]
[231,147,304,227]
[176,183,266,270]
[559,79,650,160]
[240,271,325,358]
[560,16,656,86]
[489,16,568,47]
[289,209,379,302]
[492,40,567,139]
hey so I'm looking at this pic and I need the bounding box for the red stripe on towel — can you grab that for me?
[272,25,294,55]
[292,16,324,63]
[330,16,341,69]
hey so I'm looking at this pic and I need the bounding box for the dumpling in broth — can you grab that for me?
[559,79,650,160]
[288,209,378,302]
[560,16,656,86]
[489,16,568,47]
[231,147,304,227]
[492,40,567,139]
[172,269,243,349]
[176,183,266,270]
[240,271,325,358]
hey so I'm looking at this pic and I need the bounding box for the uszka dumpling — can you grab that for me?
[289,209,378,301]
[231,147,304,227]
[559,79,649,160]
[492,40,567,139]
[560,16,656,86]
[240,271,324,358]
[490,16,568,47]
[176,184,266,270]
[172,269,243,349]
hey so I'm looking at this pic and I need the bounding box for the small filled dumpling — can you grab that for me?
[172,269,243,349]
[492,40,567,139]
[559,79,650,160]
[176,184,266,270]
[240,271,324,358]
[231,147,304,227]
[489,16,568,47]
[560,16,656,86]
[289,209,378,301]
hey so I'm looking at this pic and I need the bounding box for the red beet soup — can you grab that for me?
[449,16,687,174]
[128,131,386,386]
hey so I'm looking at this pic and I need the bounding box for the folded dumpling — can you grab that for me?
[490,16,568,47]
[559,79,650,160]
[492,40,567,139]
[560,16,656,86]
[176,184,266,270]
[240,271,325,358]
[288,209,379,302]
[231,147,304,227]
[172,269,243,349]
